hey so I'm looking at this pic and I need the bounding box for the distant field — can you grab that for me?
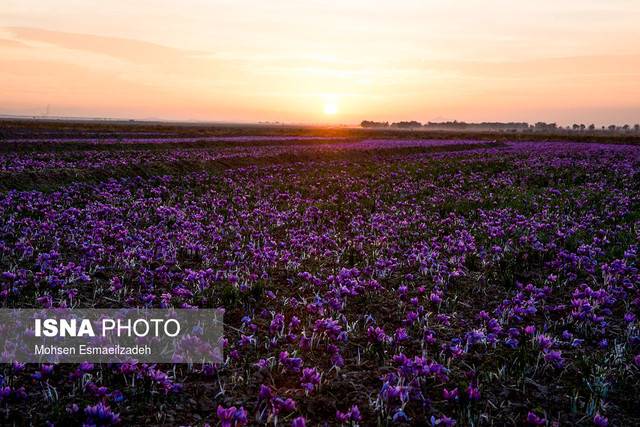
[2,119,640,145]
[0,122,639,425]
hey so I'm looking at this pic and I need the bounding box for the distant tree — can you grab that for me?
[572,124,580,131]
[580,124,586,131]
[622,124,630,131]
[391,121,422,129]
[608,125,617,131]
[360,120,389,128]
[423,121,528,131]
[534,122,557,131]
[634,124,640,132]
[588,124,595,130]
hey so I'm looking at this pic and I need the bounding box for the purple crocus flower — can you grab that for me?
[392,409,409,423]
[216,405,247,427]
[0,387,11,400]
[279,351,303,372]
[291,417,306,427]
[431,415,457,426]
[367,326,390,344]
[84,403,120,425]
[300,367,321,393]
[593,414,608,427]
[336,405,361,423]
[526,411,546,425]
[537,335,553,349]
[543,349,564,368]
[443,387,459,401]
[466,384,480,401]
[258,384,273,401]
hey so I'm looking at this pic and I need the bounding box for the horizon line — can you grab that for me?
[2,113,638,129]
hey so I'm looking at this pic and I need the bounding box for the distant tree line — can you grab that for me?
[360,120,389,128]
[361,120,531,130]
[391,121,422,129]
[425,121,529,130]
[360,119,640,133]
[534,122,557,131]
[566,123,640,132]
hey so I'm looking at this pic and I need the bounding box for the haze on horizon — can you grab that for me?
[1,0,639,126]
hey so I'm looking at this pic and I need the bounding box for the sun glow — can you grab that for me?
[323,102,338,115]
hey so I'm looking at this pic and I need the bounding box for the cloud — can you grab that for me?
[407,54,640,79]
[5,26,202,65]
[0,38,30,49]
[2,26,252,85]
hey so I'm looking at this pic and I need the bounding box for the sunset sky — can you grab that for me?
[1,1,639,125]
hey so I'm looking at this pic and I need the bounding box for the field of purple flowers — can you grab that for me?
[0,133,639,426]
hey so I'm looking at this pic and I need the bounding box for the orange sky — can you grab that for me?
[1,1,639,125]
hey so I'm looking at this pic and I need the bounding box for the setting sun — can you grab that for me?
[323,102,338,115]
